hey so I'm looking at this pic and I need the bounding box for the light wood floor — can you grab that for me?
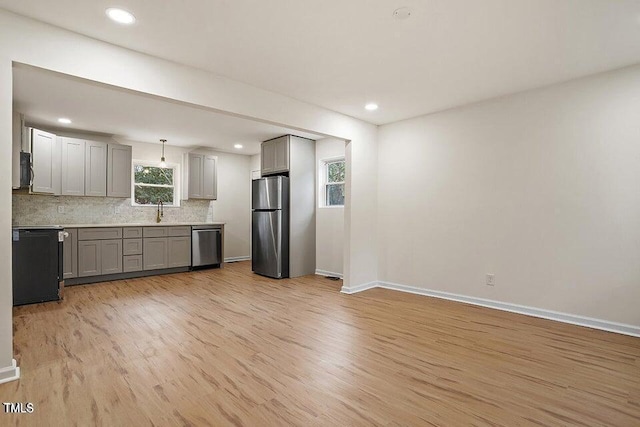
[1,261,639,426]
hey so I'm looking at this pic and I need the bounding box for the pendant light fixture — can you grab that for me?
[159,139,167,167]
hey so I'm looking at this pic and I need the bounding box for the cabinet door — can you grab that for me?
[85,140,107,196]
[273,136,289,172]
[101,239,123,275]
[123,255,143,273]
[123,238,143,255]
[78,240,101,277]
[107,144,132,197]
[261,140,275,174]
[31,128,57,194]
[188,153,203,199]
[63,228,78,279]
[203,155,217,200]
[61,137,85,196]
[143,238,168,270]
[168,236,191,268]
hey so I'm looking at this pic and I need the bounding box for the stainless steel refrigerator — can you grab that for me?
[252,176,289,278]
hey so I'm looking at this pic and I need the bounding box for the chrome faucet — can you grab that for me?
[156,200,164,223]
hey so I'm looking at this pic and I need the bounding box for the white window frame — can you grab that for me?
[131,160,181,207]
[319,157,345,208]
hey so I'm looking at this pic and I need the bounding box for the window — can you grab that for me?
[322,158,345,207]
[132,163,179,206]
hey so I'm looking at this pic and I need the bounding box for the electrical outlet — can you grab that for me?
[57,206,64,214]
[486,274,495,286]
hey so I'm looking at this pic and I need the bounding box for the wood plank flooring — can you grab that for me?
[1,261,639,426]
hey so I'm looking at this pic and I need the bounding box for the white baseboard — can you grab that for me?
[340,281,378,295]
[0,359,20,385]
[342,280,640,338]
[315,269,343,279]
[224,256,250,263]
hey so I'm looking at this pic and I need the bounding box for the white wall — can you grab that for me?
[377,64,640,327]
[250,154,260,177]
[315,138,345,276]
[0,10,378,376]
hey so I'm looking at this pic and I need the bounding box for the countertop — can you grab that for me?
[14,222,225,228]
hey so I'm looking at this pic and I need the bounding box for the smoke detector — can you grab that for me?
[393,7,412,20]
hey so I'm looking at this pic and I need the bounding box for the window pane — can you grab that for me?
[134,185,174,205]
[326,183,345,206]
[327,161,345,183]
[134,165,174,185]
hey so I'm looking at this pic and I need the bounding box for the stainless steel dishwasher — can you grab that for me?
[191,225,222,268]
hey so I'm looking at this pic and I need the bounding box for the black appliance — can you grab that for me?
[12,227,64,306]
[19,152,31,188]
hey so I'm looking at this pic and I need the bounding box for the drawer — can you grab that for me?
[123,255,142,273]
[143,227,168,238]
[167,226,191,237]
[78,227,123,240]
[123,238,143,255]
[123,227,143,239]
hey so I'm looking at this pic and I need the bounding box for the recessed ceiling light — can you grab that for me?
[58,118,72,124]
[234,144,243,149]
[106,8,136,25]
[365,103,378,111]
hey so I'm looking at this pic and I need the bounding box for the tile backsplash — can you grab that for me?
[12,193,213,225]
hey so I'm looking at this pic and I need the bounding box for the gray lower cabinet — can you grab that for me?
[63,228,78,279]
[78,238,122,277]
[78,240,101,277]
[101,239,123,274]
[168,236,191,268]
[123,255,143,273]
[123,238,143,256]
[143,237,168,270]
[71,225,198,281]
[143,235,191,270]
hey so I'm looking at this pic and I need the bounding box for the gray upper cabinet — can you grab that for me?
[85,140,107,197]
[30,128,61,194]
[187,153,217,200]
[261,136,289,176]
[188,153,203,199]
[60,137,85,196]
[107,144,132,198]
[63,228,78,279]
[203,155,217,199]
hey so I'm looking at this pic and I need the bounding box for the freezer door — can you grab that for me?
[252,210,286,278]
[252,176,286,210]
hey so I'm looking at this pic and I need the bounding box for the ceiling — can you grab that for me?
[3,1,640,125]
[13,65,321,155]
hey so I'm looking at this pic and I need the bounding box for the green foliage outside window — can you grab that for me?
[325,160,345,206]
[133,165,176,205]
